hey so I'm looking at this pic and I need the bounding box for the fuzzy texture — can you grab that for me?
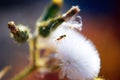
[49,17,101,80]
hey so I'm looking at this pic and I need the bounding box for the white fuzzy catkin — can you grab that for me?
[49,16,101,80]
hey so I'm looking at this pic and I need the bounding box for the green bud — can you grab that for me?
[38,6,80,38]
[36,0,63,25]
[14,25,29,43]
[8,21,30,43]
[38,16,64,37]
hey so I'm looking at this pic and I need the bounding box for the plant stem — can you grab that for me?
[0,66,10,79]
[29,36,37,66]
[11,66,36,80]
[30,36,41,67]
[11,36,39,80]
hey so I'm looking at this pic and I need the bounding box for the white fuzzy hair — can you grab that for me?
[48,17,101,80]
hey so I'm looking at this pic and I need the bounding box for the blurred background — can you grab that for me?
[0,0,120,80]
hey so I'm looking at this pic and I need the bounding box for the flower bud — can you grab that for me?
[38,17,64,37]
[38,6,80,38]
[36,0,63,23]
[8,21,30,43]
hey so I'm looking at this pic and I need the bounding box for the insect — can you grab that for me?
[56,35,66,41]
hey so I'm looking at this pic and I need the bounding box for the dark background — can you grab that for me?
[0,0,120,80]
